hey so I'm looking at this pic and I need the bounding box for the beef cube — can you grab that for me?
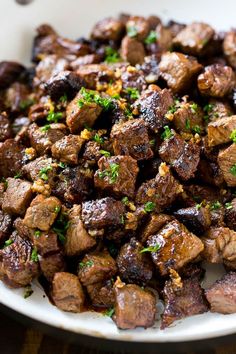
[198,64,235,98]
[141,213,173,243]
[138,55,160,84]
[94,155,138,198]
[83,141,102,163]
[33,230,59,256]
[113,281,156,329]
[167,20,186,37]
[39,252,65,282]
[121,36,145,66]
[86,279,115,308]
[13,217,33,239]
[223,31,236,69]
[0,211,12,244]
[52,272,85,313]
[218,143,236,187]
[126,16,150,41]
[205,272,236,314]
[81,197,125,229]
[136,164,183,212]
[78,250,117,286]
[22,156,56,184]
[91,17,124,41]
[121,68,147,94]
[134,86,174,132]
[65,205,96,256]
[147,15,161,30]
[152,24,173,54]
[0,232,39,287]
[207,115,236,147]
[172,101,204,134]
[225,198,236,231]
[66,91,102,133]
[184,184,224,203]
[2,178,33,216]
[111,119,153,160]
[76,64,114,90]
[147,220,204,275]
[0,113,12,142]
[174,206,211,236]
[210,205,225,228]
[0,61,25,89]
[161,275,208,329]
[0,139,25,178]
[28,122,66,155]
[117,238,153,285]
[51,135,83,165]
[204,99,233,122]
[6,82,30,113]
[23,195,61,231]
[159,132,200,181]
[159,52,202,93]
[70,54,101,69]
[197,159,225,187]
[52,166,93,206]
[173,22,215,56]
[34,55,69,87]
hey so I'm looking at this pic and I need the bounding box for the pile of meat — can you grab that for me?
[1,13,236,330]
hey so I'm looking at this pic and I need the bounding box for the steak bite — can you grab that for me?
[205,272,236,314]
[218,143,236,187]
[117,238,153,285]
[76,64,114,90]
[94,155,139,198]
[0,113,12,142]
[22,156,56,184]
[111,119,153,160]
[78,250,117,286]
[225,198,236,231]
[23,195,61,231]
[120,36,145,65]
[223,31,236,69]
[113,280,156,329]
[204,99,233,122]
[173,22,215,56]
[81,197,125,230]
[0,139,25,178]
[34,55,69,87]
[147,220,204,276]
[0,211,12,244]
[159,52,202,93]
[0,61,25,89]
[174,205,211,236]
[172,101,204,134]
[197,64,235,98]
[141,213,173,243]
[64,205,96,256]
[51,134,84,165]
[126,16,150,41]
[39,252,65,282]
[52,272,85,313]
[86,279,115,308]
[207,115,236,147]
[91,17,125,41]
[33,230,59,256]
[159,132,200,181]
[2,178,33,216]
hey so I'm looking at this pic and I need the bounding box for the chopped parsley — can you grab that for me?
[161,126,173,140]
[104,47,121,63]
[54,206,61,213]
[78,87,114,111]
[149,139,155,146]
[185,119,191,130]
[39,166,52,181]
[59,94,68,103]
[192,125,201,134]
[140,243,161,253]
[127,25,138,38]
[19,98,35,111]
[40,124,51,132]
[190,103,198,113]
[14,172,22,179]
[34,230,41,238]
[144,30,158,44]
[196,202,203,210]
[144,201,156,213]
[230,129,236,143]
[46,111,63,123]
[79,260,94,269]
[24,285,34,299]
[122,196,129,205]
[98,163,120,184]
[120,214,125,224]
[4,239,13,247]
[1,177,8,189]
[124,87,140,100]
[52,212,70,244]
[225,202,233,210]
[93,133,104,145]
[58,162,67,169]
[210,201,221,210]
[31,248,39,262]
[104,307,115,317]
[99,150,111,157]
[167,104,178,115]
[203,103,214,121]
[230,164,236,176]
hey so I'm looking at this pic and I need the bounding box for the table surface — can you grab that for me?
[1,310,236,354]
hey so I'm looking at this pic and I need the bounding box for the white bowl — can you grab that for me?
[1,0,236,344]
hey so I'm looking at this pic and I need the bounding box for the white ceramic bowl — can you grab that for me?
[1,0,236,344]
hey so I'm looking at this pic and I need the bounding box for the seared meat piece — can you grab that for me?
[33,230,59,256]
[197,159,225,187]
[86,279,115,308]
[207,115,236,147]
[205,272,236,314]
[5,82,30,113]
[117,237,153,285]
[161,274,208,329]
[126,16,150,41]
[0,232,39,287]
[167,20,186,37]
[28,122,66,155]
[184,184,224,203]
[134,86,174,132]
[52,272,85,313]
[173,22,215,56]
[153,24,173,54]
[78,250,117,286]
[0,61,25,89]
[159,132,200,181]
[225,198,236,231]
[218,143,236,187]
[44,70,84,100]
[172,101,204,134]
[136,164,183,212]
[141,213,173,243]
[76,64,114,90]
[65,205,96,256]
[204,99,233,122]
[83,141,102,163]
[223,31,236,69]
[2,178,33,216]
[34,55,69,87]
[81,197,125,230]
[121,36,145,66]
[202,227,236,269]
[210,205,225,227]
[113,281,156,329]
[51,135,83,165]
[94,155,139,198]
[147,15,161,30]
[13,217,33,239]
[111,119,153,160]
[91,17,125,41]
[0,211,12,244]
[121,68,147,94]
[70,54,101,69]
[39,252,65,282]
[22,156,56,184]
[66,91,102,133]
[138,55,160,84]
[0,113,12,142]
[174,205,211,236]
[147,220,204,275]
[23,195,61,231]
[0,139,25,178]
[159,52,202,93]
[197,64,235,97]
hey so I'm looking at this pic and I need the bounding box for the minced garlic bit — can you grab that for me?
[32,179,51,196]
[159,162,169,176]
[127,65,137,73]
[169,269,183,290]
[80,128,93,140]
[125,212,138,230]
[165,112,174,121]
[106,79,122,97]
[127,201,136,211]
[96,82,108,91]
[25,147,36,160]
[146,188,156,197]
[115,276,125,288]
[88,229,104,237]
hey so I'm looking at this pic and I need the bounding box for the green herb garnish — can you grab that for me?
[192,125,201,134]
[149,139,155,146]
[46,111,63,123]
[52,212,70,244]
[185,119,191,130]
[203,103,214,121]
[34,230,41,238]
[161,126,173,140]
[124,87,140,100]
[54,206,61,213]
[78,87,114,111]
[79,260,94,269]
[122,196,129,205]
[59,94,68,103]
[190,103,198,113]
[225,202,233,210]
[98,163,120,184]
[40,124,51,132]
[230,129,236,143]
[104,47,121,63]
[144,30,157,44]
[39,165,52,181]
[210,201,221,210]
[31,248,39,262]
[230,164,236,176]
[144,201,156,213]
[140,243,161,253]
[196,202,203,210]
[19,98,35,111]
[4,239,13,247]
[14,172,22,179]
[24,285,34,299]
[58,162,67,169]
[99,150,111,157]
[104,307,115,317]
[127,25,138,38]
[93,133,104,145]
